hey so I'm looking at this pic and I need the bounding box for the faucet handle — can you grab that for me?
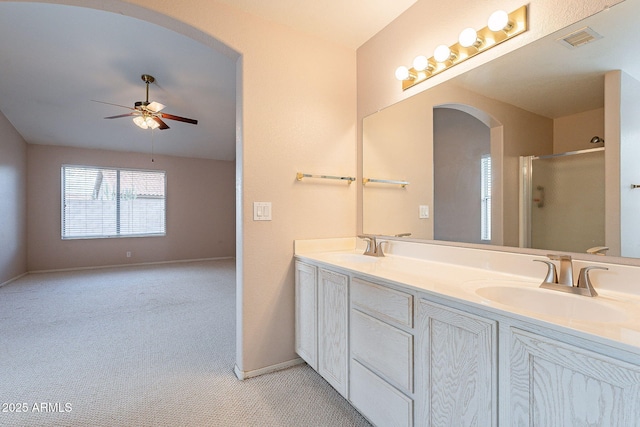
[576,266,608,297]
[394,233,412,237]
[587,246,609,256]
[533,260,558,284]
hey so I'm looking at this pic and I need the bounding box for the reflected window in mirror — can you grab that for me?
[481,154,492,242]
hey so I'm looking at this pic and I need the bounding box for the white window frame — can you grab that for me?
[481,154,492,242]
[61,165,167,240]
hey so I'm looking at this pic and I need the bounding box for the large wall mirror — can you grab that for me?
[363,0,640,260]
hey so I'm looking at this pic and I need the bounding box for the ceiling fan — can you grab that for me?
[94,74,198,130]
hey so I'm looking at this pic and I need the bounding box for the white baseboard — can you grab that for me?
[234,358,305,380]
[29,256,235,274]
[0,272,28,289]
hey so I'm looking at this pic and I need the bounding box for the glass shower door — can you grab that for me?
[521,148,605,253]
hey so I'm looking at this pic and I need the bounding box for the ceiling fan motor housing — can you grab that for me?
[141,74,155,84]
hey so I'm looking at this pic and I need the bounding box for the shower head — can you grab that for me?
[590,136,605,144]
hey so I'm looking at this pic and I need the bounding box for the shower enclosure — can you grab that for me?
[520,147,605,254]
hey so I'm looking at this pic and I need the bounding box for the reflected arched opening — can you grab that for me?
[433,104,504,245]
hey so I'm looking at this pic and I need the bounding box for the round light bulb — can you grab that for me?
[459,28,478,48]
[412,55,430,72]
[488,10,509,31]
[434,45,451,63]
[395,66,410,81]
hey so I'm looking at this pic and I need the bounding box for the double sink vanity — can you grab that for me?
[294,237,640,426]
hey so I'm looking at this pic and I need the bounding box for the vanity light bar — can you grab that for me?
[397,5,528,91]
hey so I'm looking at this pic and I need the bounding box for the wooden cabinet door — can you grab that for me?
[318,268,349,397]
[294,261,317,370]
[417,299,497,426]
[509,328,640,426]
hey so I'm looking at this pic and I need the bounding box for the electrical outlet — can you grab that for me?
[126,251,132,258]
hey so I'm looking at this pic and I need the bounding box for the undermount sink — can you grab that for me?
[473,284,628,323]
[323,253,380,264]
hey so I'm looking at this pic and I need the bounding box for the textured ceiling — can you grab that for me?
[215,0,418,49]
[0,3,236,160]
[0,1,418,160]
[450,0,640,119]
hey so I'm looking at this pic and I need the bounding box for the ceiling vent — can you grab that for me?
[556,27,603,49]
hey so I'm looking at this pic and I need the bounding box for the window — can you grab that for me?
[480,154,492,242]
[61,165,166,239]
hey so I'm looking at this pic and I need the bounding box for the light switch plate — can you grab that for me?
[253,202,272,221]
[419,205,429,219]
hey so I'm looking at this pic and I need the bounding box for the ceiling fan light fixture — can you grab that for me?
[133,115,160,130]
[146,116,160,129]
[133,115,149,129]
[99,74,198,129]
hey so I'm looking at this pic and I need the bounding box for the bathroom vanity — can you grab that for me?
[294,238,640,426]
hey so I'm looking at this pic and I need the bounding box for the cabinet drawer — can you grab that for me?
[350,359,413,427]
[351,277,413,327]
[351,309,413,392]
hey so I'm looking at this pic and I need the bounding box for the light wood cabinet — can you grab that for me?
[416,299,497,427]
[317,268,349,397]
[294,261,317,369]
[295,262,349,397]
[509,328,640,426]
[351,277,413,327]
[350,277,415,426]
[351,309,413,393]
[295,255,640,427]
[350,359,414,427]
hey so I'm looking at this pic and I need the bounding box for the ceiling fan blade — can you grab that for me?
[104,113,136,119]
[147,101,166,112]
[160,113,198,125]
[152,117,170,130]
[91,100,135,110]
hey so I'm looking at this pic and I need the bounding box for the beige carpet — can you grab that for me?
[0,259,370,427]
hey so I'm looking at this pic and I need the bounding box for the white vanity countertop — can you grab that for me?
[295,238,640,354]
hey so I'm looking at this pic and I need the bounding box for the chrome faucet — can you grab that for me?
[357,235,385,257]
[534,254,607,297]
[548,254,574,286]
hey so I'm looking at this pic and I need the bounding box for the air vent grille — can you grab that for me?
[557,27,603,49]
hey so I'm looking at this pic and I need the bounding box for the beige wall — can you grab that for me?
[0,109,27,285]
[26,144,235,271]
[554,108,605,154]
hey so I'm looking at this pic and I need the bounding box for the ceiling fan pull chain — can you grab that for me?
[151,128,155,162]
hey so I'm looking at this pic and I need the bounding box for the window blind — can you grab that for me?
[480,155,492,242]
[61,165,166,239]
